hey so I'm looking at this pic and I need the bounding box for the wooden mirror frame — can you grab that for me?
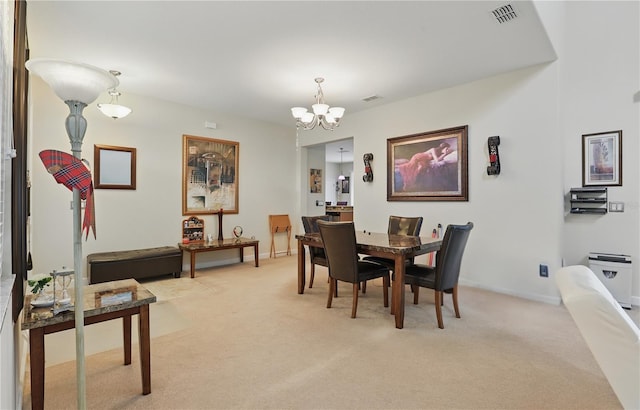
[94,144,137,189]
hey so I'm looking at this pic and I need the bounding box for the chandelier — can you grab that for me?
[97,70,132,119]
[291,77,345,130]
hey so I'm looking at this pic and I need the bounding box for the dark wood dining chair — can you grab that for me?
[301,215,330,289]
[363,216,423,269]
[402,222,473,329]
[317,220,390,318]
[362,216,423,294]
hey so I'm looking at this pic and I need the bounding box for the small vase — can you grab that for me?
[31,289,53,307]
[217,209,224,240]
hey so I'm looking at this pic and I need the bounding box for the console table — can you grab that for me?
[22,279,156,410]
[179,237,259,278]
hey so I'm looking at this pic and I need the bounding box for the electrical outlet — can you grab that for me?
[539,264,549,277]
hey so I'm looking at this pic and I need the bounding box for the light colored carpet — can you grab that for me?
[23,255,626,409]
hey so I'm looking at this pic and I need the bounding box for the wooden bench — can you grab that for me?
[87,246,182,284]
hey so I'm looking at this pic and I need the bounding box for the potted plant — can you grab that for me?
[28,275,52,305]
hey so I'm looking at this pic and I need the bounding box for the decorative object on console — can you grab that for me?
[217,209,224,241]
[50,267,74,315]
[28,275,53,307]
[183,216,205,242]
[25,58,118,408]
[582,130,622,187]
[97,70,131,119]
[183,134,239,215]
[486,136,500,175]
[388,125,468,202]
[291,77,345,131]
[233,225,243,238]
[363,153,373,182]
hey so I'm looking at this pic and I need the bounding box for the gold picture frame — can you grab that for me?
[182,135,239,215]
[387,125,468,201]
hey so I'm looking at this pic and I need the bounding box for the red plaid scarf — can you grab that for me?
[39,150,96,239]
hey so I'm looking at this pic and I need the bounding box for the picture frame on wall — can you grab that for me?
[341,176,350,194]
[310,168,322,193]
[582,130,622,187]
[387,125,468,201]
[182,134,239,215]
[94,144,136,190]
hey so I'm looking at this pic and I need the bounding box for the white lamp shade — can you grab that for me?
[300,112,315,124]
[291,107,308,119]
[312,103,329,116]
[328,106,345,119]
[325,114,336,124]
[97,103,132,119]
[338,174,346,180]
[25,58,118,104]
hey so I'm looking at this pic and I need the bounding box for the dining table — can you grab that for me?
[295,230,442,329]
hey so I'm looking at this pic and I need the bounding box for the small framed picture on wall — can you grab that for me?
[582,130,622,187]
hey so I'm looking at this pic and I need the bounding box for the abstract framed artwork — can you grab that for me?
[182,134,239,215]
[94,144,136,189]
[341,176,350,194]
[387,125,468,201]
[310,168,322,193]
[582,130,622,187]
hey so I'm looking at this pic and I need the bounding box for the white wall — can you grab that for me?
[298,1,639,305]
[29,80,297,278]
[554,2,639,286]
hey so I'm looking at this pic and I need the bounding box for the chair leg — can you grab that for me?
[412,285,419,304]
[309,263,316,289]
[327,278,335,308]
[434,291,444,329]
[362,281,367,294]
[382,275,389,307]
[452,285,460,318]
[351,283,359,318]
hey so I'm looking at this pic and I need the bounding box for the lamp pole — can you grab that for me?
[65,99,89,408]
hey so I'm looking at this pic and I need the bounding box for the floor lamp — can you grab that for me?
[25,59,118,409]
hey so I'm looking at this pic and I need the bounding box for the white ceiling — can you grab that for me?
[25,1,556,163]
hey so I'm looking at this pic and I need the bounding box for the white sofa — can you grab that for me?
[555,265,640,410]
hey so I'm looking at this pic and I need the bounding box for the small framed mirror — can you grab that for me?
[94,144,136,189]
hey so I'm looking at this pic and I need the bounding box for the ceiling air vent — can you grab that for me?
[362,95,381,102]
[491,4,518,24]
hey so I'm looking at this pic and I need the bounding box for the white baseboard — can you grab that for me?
[458,278,562,305]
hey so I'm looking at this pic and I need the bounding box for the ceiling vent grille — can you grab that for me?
[491,4,518,24]
[362,95,381,102]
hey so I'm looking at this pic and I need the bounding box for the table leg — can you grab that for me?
[189,251,196,278]
[139,305,151,395]
[297,239,306,294]
[240,247,244,263]
[123,315,132,365]
[393,255,405,329]
[254,244,259,267]
[29,327,45,410]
